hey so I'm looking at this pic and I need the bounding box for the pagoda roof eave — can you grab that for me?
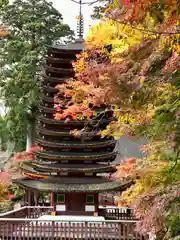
[42,75,66,84]
[46,39,84,52]
[37,116,113,126]
[36,127,70,136]
[35,150,117,162]
[42,85,58,93]
[22,162,117,173]
[38,105,108,114]
[14,179,132,193]
[36,139,116,149]
[45,65,74,75]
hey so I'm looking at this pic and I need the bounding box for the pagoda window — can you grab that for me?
[56,194,65,203]
[60,172,68,176]
[50,172,57,176]
[84,149,92,152]
[86,195,94,204]
[61,160,68,163]
[62,149,69,152]
[85,173,93,176]
[64,137,70,140]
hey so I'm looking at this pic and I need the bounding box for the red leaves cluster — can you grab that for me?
[163,51,180,73]
[54,105,93,121]
[12,145,40,162]
[0,172,11,187]
[115,157,138,179]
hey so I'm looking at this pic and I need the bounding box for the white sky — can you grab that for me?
[52,0,96,37]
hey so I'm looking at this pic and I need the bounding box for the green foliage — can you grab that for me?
[8,184,24,198]
[0,0,73,151]
[91,0,112,19]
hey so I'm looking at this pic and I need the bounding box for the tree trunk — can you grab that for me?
[26,121,36,152]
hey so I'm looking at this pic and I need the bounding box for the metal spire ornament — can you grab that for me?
[70,0,97,39]
[76,0,84,38]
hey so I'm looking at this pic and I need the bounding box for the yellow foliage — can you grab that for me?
[86,20,142,55]
[0,184,7,200]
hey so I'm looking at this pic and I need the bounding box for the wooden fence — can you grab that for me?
[0,206,144,239]
[0,218,147,240]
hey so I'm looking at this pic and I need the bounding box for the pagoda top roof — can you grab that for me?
[48,38,84,52]
[15,178,132,193]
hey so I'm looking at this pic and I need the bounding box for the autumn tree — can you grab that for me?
[0,0,73,152]
[54,0,180,239]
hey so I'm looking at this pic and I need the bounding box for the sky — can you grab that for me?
[52,0,96,37]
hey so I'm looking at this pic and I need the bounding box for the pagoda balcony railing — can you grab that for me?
[0,206,135,220]
[0,206,53,219]
[0,218,147,240]
[100,207,136,220]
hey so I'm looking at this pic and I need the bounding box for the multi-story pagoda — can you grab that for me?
[15,39,130,215]
[15,2,131,216]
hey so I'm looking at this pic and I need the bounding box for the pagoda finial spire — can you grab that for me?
[76,0,84,38]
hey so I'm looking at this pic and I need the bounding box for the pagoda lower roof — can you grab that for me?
[15,178,132,193]
[37,116,112,127]
[23,162,117,173]
[35,150,116,162]
[21,173,112,184]
[36,139,116,149]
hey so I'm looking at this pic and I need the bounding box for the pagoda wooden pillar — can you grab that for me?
[24,189,28,205]
[28,190,32,206]
[50,192,54,211]
[34,190,38,206]
[27,190,32,216]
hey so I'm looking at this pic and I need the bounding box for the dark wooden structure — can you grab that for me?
[15,39,131,216]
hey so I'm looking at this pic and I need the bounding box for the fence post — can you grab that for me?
[85,221,88,240]
[52,221,55,238]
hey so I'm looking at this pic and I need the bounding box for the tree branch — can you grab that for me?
[108,15,180,35]
[70,0,100,5]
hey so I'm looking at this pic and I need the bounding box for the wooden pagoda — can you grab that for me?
[15,39,130,216]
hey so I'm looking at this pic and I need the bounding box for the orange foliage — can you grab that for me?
[12,145,41,162]
[115,157,138,179]
[0,172,11,187]
[54,105,93,120]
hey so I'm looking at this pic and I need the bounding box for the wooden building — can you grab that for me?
[15,39,131,216]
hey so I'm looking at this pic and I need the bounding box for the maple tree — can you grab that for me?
[7,145,41,177]
[54,0,179,239]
